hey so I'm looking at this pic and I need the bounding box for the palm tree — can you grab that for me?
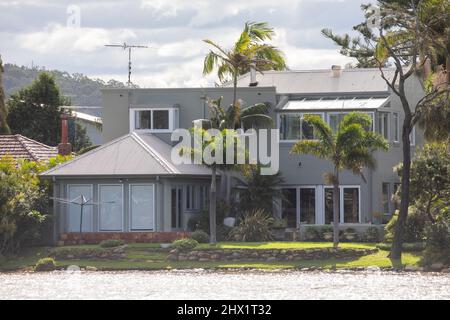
[290,113,389,248]
[203,21,286,120]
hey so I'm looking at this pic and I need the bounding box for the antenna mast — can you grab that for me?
[105,42,148,86]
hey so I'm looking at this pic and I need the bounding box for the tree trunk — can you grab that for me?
[333,169,340,249]
[209,165,217,244]
[390,122,412,259]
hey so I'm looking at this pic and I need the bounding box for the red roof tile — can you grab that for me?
[0,134,58,162]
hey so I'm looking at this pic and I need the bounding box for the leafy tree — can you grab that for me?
[6,73,92,151]
[322,0,449,260]
[0,55,10,134]
[408,142,450,222]
[290,113,388,248]
[0,154,71,255]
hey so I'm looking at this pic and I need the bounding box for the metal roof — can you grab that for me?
[41,132,211,177]
[280,96,390,111]
[228,68,397,94]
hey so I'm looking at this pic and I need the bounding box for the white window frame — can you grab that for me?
[66,184,94,232]
[128,183,156,231]
[98,184,124,232]
[299,186,319,225]
[392,112,400,143]
[130,108,177,133]
[410,126,416,146]
[381,182,390,215]
[376,111,390,140]
[327,111,375,133]
[278,112,325,142]
[323,185,361,224]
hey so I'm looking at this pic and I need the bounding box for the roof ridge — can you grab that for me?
[15,135,39,161]
[40,133,132,176]
[131,133,179,174]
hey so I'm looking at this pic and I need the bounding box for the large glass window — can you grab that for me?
[343,187,359,223]
[135,110,151,130]
[153,110,169,130]
[67,185,93,232]
[328,114,345,132]
[393,113,399,142]
[324,188,338,224]
[99,185,123,231]
[381,183,390,214]
[130,184,154,230]
[282,188,297,228]
[300,188,315,224]
[377,112,389,139]
[280,113,322,140]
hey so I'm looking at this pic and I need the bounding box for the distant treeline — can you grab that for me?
[3,63,135,106]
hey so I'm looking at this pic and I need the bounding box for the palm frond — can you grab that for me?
[241,114,273,129]
[290,140,330,159]
[241,102,271,118]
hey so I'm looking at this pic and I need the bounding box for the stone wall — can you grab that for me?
[167,248,378,262]
[59,232,190,245]
[51,246,127,260]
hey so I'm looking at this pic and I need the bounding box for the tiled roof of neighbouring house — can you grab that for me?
[0,134,58,162]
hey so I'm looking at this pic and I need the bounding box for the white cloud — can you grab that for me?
[16,24,137,54]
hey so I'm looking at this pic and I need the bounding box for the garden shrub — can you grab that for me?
[99,239,124,248]
[34,257,56,272]
[363,226,379,242]
[318,225,333,240]
[385,207,427,242]
[188,200,230,233]
[304,227,320,241]
[376,242,425,252]
[172,238,199,251]
[189,230,209,243]
[229,209,274,242]
[422,220,450,265]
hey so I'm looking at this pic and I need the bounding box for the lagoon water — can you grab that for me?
[0,270,449,300]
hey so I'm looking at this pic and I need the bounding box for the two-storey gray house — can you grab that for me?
[42,67,424,243]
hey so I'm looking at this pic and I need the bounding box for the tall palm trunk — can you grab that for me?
[332,169,340,248]
[390,121,412,259]
[209,164,217,244]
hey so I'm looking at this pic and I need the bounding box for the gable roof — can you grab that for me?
[40,132,211,177]
[229,68,397,94]
[0,134,58,162]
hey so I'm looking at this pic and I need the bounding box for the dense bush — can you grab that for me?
[229,209,274,242]
[171,238,199,251]
[34,257,56,272]
[363,226,379,242]
[187,200,230,233]
[189,230,209,243]
[385,207,427,242]
[99,239,124,248]
[422,219,450,265]
[304,227,320,241]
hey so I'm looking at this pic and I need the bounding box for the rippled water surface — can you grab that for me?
[0,270,449,300]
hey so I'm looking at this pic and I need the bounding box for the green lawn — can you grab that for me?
[0,242,422,272]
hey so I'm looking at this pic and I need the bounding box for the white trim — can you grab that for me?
[128,183,156,232]
[129,108,177,133]
[66,184,94,232]
[377,111,390,140]
[98,184,124,232]
[410,126,416,146]
[327,111,376,132]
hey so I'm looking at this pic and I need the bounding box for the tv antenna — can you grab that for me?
[105,42,149,86]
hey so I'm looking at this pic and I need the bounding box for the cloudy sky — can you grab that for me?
[0,0,369,87]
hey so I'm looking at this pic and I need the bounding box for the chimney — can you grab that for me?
[331,65,342,78]
[58,114,72,155]
[249,64,258,87]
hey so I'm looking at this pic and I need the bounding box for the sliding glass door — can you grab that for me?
[67,184,93,232]
[299,187,316,224]
[99,184,123,231]
[324,186,360,224]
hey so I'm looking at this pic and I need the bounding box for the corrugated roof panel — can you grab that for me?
[281,97,390,111]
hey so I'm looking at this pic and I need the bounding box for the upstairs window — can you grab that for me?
[328,112,374,132]
[280,113,323,141]
[131,108,177,132]
[377,112,389,140]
